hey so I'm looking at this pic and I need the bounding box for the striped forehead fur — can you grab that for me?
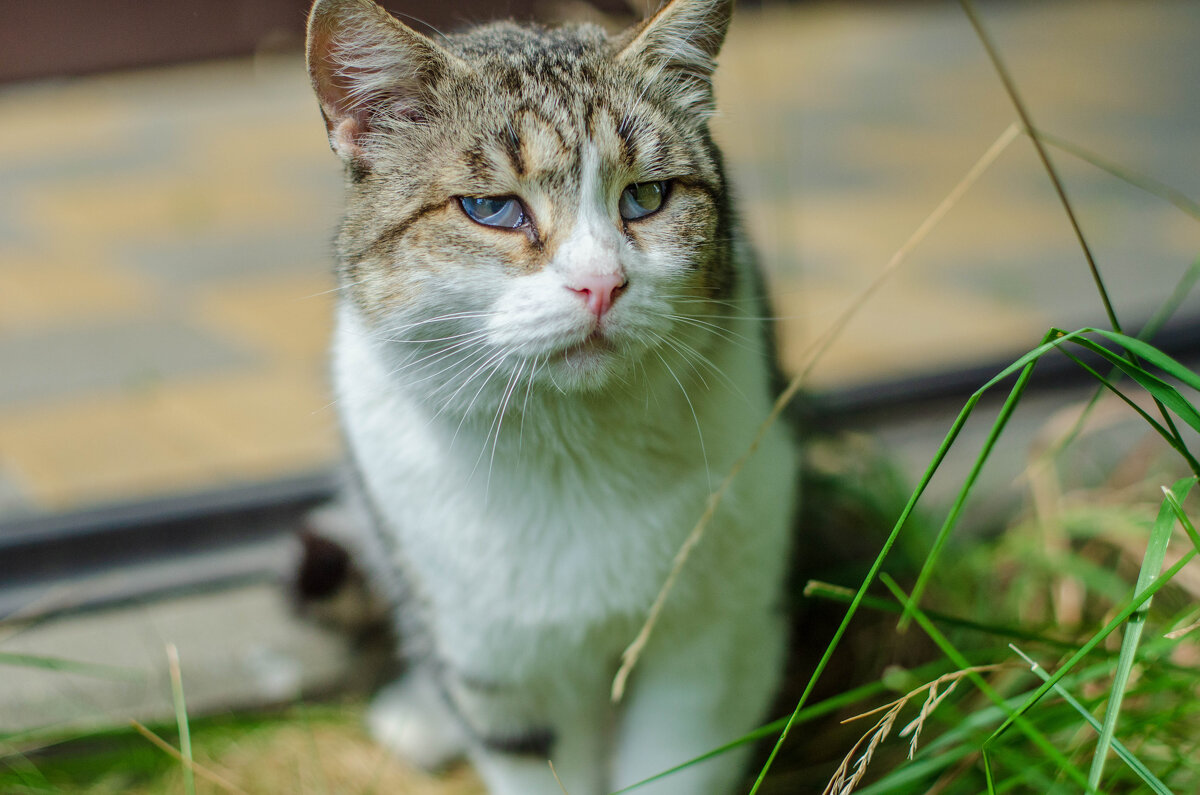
[313,0,732,160]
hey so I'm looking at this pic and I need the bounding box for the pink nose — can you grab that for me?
[568,273,626,318]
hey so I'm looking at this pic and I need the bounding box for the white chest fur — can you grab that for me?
[333,292,797,679]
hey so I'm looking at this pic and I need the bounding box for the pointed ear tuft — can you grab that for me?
[306,0,458,161]
[616,0,732,114]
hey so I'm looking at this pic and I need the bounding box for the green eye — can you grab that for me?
[619,181,668,221]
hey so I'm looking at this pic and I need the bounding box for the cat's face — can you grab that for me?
[308,0,735,401]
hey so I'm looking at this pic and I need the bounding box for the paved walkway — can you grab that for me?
[1,0,1197,518]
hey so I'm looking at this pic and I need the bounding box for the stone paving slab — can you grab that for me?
[0,583,356,735]
[0,317,259,405]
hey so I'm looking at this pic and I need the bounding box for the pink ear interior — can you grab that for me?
[309,24,367,146]
[307,14,431,159]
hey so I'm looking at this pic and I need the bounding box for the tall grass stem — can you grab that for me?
[1035,129,1200,221]
[1087,485,1184,788]
[166,644,196,795]
[958,0,1119,335]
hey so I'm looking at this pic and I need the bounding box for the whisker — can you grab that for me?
[518,354,543,459]
[366,310,494,336]
[380,329,489,347]
[651,349,711,491]
[385,334,490,382]
[637,358,654,413]
[660,312,761,351]
[659,293,784,314]
[658,332,749,405]
[450,354,508,449]
[369,310,498,339]
[302,279,362,299]
[396,340,493,388]
[649,331,710,391]
[480,358,527,500]
[438,346,506,423]
[422,345,499,411]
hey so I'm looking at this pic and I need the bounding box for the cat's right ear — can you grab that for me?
[615,0,732,115]
[306,0,459,162]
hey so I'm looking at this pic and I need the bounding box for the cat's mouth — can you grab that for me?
[560,332,612,357]
[555,330,616,367]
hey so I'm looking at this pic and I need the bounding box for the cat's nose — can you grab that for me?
[567,273,627,318]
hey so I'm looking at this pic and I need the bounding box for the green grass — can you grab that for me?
[735,2,1200,792]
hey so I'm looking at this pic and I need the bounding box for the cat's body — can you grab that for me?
[306,1,798,792]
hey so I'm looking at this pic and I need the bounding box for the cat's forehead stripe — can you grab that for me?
[435,25,725,194]
[502,123,525,177]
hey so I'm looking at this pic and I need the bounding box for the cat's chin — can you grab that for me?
[542,335,626,392]
[558,333,612,362]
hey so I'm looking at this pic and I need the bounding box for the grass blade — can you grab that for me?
[901,335,1042,628]
[166,644,196,795]
[1019,327,1200,473]
[1061,331,1200,473]
[1064,338,1200,433]
[982,746,997,794]
[1033,128,1200,222]
[804,580,1080,651]
[1160,483,1200,552]
[1052,349,1183,449]
[1041,255,1200,464]
[0,651,141,681]
[958,0,1120,336]
[1088,478,1191,788]
[1083,328,1200,392]
[1009,646,1173,795]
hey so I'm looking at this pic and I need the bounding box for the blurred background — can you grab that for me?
[1,0,1197,520]
[1,0,1198,789]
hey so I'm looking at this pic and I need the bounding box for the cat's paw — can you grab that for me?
[366,672,469,771]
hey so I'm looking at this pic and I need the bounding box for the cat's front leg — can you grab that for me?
[366,664,469,771]
[465,708,608,795]
[610,606,788,794]
[440,665,613,795]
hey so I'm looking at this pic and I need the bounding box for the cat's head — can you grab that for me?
[308,0,738,400]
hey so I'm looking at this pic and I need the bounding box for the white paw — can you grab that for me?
[366,672,469,771]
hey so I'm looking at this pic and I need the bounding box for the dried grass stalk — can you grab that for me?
[823,664,1006,795]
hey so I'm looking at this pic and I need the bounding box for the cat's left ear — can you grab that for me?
[615,0,733,114]
[306,0,462,162]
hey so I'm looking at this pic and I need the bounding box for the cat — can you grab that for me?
[304,0,799,792]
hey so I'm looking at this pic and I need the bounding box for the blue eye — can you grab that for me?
[619,181,668,221]
[460,196,527,229]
